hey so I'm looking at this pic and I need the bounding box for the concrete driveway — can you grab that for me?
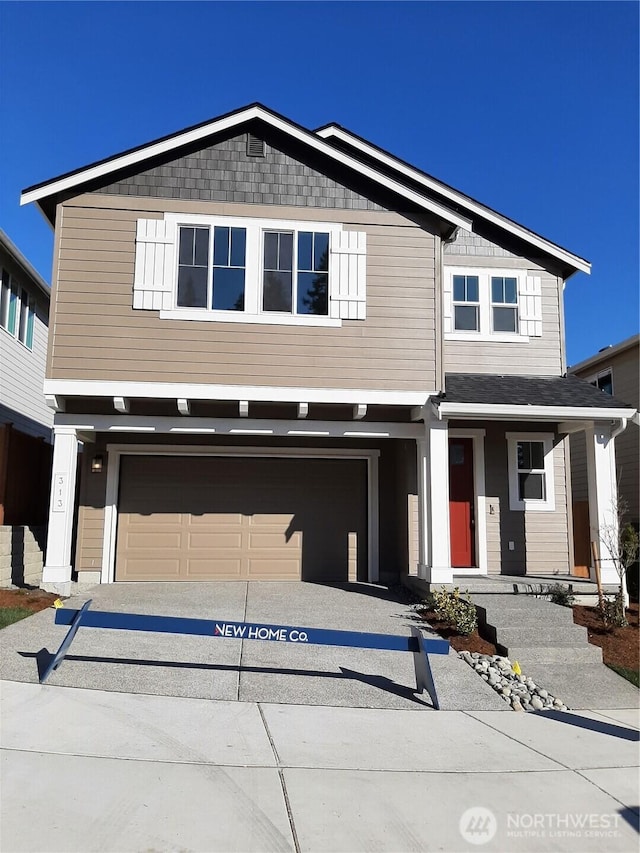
[0,581,505,711]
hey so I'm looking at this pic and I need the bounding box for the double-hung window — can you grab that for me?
[1,272,35,349]
[452,274,479,332]
[134,214,365,326]
[177,225,246,311]
[507,433,555,511]
[491,275,518,333]
[263,230,329,316]
[445,267,542,340]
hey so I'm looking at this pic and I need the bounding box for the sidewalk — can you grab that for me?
[1,680,638,852]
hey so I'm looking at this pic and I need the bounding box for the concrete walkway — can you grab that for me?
[1,680,638,852]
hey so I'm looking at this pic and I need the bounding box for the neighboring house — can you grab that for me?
[0,230,53,585]
[20,103,637,596]
[568,335,639,576]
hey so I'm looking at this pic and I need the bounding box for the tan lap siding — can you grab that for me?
[480,423,570,575]
[443,256,563,376]
[50,195,436,392]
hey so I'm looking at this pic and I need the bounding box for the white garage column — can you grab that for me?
[41,426,79,595]
[585,423,619,585]
[417,418,453,584]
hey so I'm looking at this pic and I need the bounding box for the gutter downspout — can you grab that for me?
[610,417,628,441]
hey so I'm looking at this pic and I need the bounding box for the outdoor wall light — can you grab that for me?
[91,454,104,474]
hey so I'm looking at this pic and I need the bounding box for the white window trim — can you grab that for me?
[506,432,556,512]
[160,213,343,327]
[585,368,614,396]
[445,266,529,342]
[0,274,35,350]
[101,444,379,585]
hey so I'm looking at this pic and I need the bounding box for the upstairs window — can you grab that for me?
[491,276,518,333]
[262,230,330,316]
[445,267,542,340]
[1,273,34,349]
[177,226,246,311]
[133,214,366,326]
[453,274,479,331]
[590,369,613,396]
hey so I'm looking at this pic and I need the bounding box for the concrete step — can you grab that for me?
[494,625,590,648]
[507,645,603,665]
[477,608,575,628]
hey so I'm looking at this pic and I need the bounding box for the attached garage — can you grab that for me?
[114,454,368,582]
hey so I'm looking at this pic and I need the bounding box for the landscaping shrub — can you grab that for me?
[431,586,478,636]
[546,583,575,607]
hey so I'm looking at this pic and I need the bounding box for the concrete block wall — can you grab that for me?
[0,526,46,587]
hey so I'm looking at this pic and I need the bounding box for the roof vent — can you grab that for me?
[247,134,265,157]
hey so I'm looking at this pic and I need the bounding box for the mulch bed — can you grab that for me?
[0,588,60,613]
[573,602,639,672]
[415,608,497,655]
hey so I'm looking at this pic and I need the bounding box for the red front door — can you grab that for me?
[449,438,476,568]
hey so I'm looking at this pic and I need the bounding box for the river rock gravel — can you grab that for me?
[458,651,569,712]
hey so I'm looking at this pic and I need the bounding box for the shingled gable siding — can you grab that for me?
[478,421,570,575]
[51,193,436,391]
[443,229,564,376]
[95,134,384,210]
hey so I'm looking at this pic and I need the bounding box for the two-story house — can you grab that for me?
[0,230,53,585]
[568,335,639,579]
[20,104,637,596]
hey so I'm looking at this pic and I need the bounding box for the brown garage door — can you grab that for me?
[115,455,367,582]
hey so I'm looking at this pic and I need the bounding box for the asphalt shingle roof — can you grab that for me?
[442,373,633,410]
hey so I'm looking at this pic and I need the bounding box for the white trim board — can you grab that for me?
[316,124,591,276]
[43,379,433,407]
[101,444,380,585]
[21,105,472,232]
[53,414,423,439]
[435,402,636,422]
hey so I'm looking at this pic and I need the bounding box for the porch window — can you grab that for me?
[506,432,555,512]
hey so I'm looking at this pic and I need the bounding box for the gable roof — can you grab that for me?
[20,102,589,276]
[20,103,471,235]
[316,123,591,276]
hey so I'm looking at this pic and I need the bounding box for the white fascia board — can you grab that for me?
[436,402,637,421]
[52,413,423,440]
[20,106,471,232]
[43,379,432,407]
[317,125,591,276]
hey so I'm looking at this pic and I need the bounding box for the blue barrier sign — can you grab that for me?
[46,600,449,708]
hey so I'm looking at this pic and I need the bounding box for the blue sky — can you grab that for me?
[1,1,637,365]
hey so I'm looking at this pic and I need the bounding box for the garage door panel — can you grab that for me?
[186,559,244,578]
[188,532,243,549]
[123,559,182,578]
[115,455,367,582]
[126,532,183,549]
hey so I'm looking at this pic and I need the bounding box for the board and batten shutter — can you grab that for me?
[329,230,366,320]
[519,275,542,337]
[133,219,176,311]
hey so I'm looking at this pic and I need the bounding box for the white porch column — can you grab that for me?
[41,426,78,595]
[417,418,453,584]
[585,422,619,584]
